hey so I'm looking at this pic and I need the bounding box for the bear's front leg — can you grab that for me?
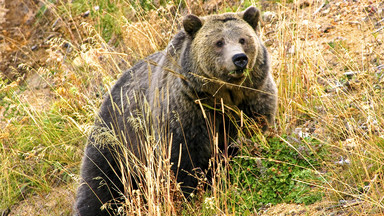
[166,104,212,197]
[74,137,124,216]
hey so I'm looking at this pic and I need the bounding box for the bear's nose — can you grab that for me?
[232,53,248,70]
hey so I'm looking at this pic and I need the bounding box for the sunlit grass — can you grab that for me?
[1,0,384,214]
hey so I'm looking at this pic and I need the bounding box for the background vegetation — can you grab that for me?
[0,0,383,215]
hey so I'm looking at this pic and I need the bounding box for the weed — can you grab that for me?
[1,0,384,214]
[228,135,325,212]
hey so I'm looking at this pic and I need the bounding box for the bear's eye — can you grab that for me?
[239,38,245,44]
[216,40,224,47]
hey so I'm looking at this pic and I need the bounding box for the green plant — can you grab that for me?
[2,0,384,214]
[228,135,326,212]
[0,85,87,209]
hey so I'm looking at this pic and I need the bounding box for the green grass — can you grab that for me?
[0,88,86,208]
[229,135,325,209]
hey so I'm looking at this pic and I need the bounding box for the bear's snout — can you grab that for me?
[232,53,248,72]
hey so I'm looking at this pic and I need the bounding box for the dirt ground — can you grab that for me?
[1,0,39,80]
[0,0,55,116]
[0,1,73,215]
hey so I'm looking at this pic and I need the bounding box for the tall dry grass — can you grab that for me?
[1,0,384,215]
[267,0,384,213]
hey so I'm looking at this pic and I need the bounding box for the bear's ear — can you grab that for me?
[240,6,260,30]
[183,14,203,36]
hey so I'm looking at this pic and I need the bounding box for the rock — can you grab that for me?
[262,11,276,23]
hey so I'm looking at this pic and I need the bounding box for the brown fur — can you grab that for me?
[74,6,277,216]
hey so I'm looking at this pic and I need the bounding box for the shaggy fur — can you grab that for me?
[74,6,277,215]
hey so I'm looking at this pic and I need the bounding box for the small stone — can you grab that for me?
[82,10,90,18]
[262,11,276,23]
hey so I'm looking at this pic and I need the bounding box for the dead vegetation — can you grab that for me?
[1,0,384,215]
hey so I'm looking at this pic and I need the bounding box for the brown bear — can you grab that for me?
[74,6,277,216]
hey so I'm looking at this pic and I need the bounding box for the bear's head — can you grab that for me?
[183,6,261,85]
